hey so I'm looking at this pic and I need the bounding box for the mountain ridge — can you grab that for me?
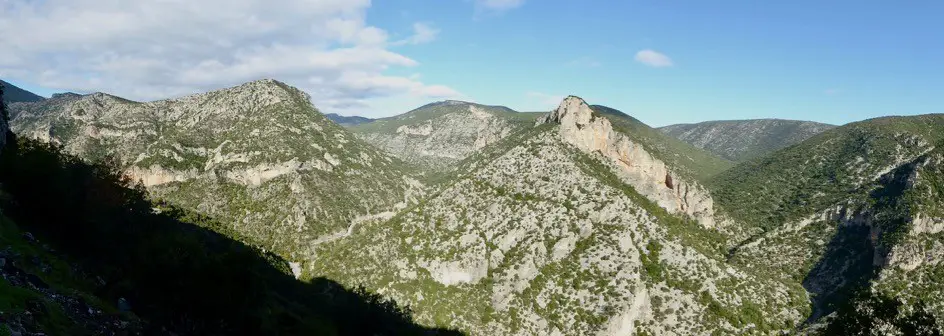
[0,79,46,103]
[349,100,541,172]
[659,119,836,161]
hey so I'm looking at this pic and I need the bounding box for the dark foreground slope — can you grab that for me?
[0,136,460,335]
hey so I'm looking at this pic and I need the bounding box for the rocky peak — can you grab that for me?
[349,100,534,171]
[50,92,83,100]
[538,95,718,228]
[539,95,593,127]
[163,79,311,105]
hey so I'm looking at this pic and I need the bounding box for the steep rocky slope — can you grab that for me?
[0,79,45,104]
[325,113,374,127]
[350,101,542,172]
[659,119,835,161]
[715,114,944,326]
[307,97,807,335]
[8,80,423,260]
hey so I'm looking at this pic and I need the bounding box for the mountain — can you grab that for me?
[325,113,374,127]
[8,78,943,335]
[308,97,806,335]
[713,114,944,329]
[1,79,46,103]
[8,79,424,262]
[349,100,542,172]
[659,119,836,161]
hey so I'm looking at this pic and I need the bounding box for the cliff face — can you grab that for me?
[539,96,717,228]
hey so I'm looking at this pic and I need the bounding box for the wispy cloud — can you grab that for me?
[824,88,842,95]
[473,0,525,18]
[634,49,674,68]
[476,0,526,11]
[567,57,602,68]
[393,22,439,46]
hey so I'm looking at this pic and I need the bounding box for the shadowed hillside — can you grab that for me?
[0,80,45,103]
[0,135,462,335]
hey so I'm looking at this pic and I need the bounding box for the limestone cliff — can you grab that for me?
[539,96,717,228]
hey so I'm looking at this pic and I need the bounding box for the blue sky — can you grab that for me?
[3,0,943,126]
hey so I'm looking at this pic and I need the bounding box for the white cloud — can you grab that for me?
[393,23,440,46]
[474,0,526,14]
[634,49,674,68]
[0,0,459,115]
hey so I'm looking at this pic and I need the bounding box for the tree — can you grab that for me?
[823,289,942,336]
[1,81,8,122]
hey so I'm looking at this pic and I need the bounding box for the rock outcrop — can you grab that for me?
[539,96,717,228]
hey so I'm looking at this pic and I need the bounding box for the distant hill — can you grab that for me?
[325,113,374,126]
[349,100,542,171]
[1,79,45,103]
[659,119,835,161]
